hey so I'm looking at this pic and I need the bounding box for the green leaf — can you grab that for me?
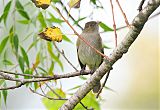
[52,0,60,3]
[13,34,19,53]
[37,12,47,28]
[62,35,72,43]
[27,39,39,52]
[17,20,30,24]
[90,0,96,4]
[3,1,12,24]
[103,44,111,49]
[74,92,100,110]
[42,88,66,110]
[17,9,30,20]
[74,17,86,25]
[24,69,33,79]
[20,46,30,68]
[18,56,25,72]
[16,0,24,10]
[2,59,14,65]
[0,36,9,55]
[47,12,64,23]
[79,75,87,80]
[2,90,8,105]
[48,61,54,75]
[37,66,48,75]
[99,22,114,32]
[68,85,81,91]
[47,43,63,71]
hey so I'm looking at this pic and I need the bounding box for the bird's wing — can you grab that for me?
[76,38,85,69]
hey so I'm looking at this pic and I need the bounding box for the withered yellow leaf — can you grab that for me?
[39,26,63,42]
[32,0,51,9]
[68,0,81,8]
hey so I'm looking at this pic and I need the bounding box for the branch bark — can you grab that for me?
[60,0,160,109]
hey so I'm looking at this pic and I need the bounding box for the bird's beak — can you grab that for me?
[97,21,101,25]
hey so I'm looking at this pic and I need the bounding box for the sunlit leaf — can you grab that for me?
[103,44,111,49]
[68,0,81,8]
[47,12,64,23]
[62,35,72,43]
[39,26,63,42]
[20,46,30,68]
[74,92,100,110]
[0,36,9,55]
[27,39,39,52]
[17,20,30,24]
[99,22,113,32]
[74,17,86,25]
[13,34,19,53]
[16,9,30,20]
[48,61,54,75]
[42,88,66,110]
[2,90,7,105]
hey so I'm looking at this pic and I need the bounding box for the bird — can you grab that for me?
[76,21,104,93]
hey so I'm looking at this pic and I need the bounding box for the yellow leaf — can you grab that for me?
[39,26,63,42]
[68,0,81,8]
[32,0,51,9]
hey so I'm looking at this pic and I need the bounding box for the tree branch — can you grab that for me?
[60,0,160,109]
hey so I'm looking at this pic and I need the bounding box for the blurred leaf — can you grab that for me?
[37,66,48,74]
[2,59,14,65]
[47,43,63,71]
[17,9,30,20]
[34,82,39,90]
[32,51,41,69]
[16,0,24,10]
[2,1,12,24]
[79,75,87,80]
[27,39,39,52]
[17,20,30,24]
[2,90,7,105]
[74,17,86,25]
[74,92,100,110]
[52,0,60,3]
[18,56,25,73]
[0,36,9,55]
[24,69,33,79]
[104,86,116,93]
[99,22,113,32]
[47,12,64,23]
[13,34,19,53]
[38,12,47,28]
[42,88,66,110]
[20,46,30,68]
[103,44,111,49]
[62,35,72,43]
[90,0,96,4]
[68,85,81,91]
[48,61,54,75]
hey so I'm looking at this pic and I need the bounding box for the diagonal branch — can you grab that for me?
[60,0,160,109]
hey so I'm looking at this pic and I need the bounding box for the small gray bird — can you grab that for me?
[76,21,104,93]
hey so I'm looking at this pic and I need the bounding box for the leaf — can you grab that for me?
[47,12,64,23]
[2,59,14,65]
[16,0,24,10]
[42,89,66,110]
[99,22,114,32]
[24,69,33,79]
[62,35,72,43]
[18,56,25,73]
[0,36,9,55]
[74,92,100,110]
[2,90,8,105]
[27,39,39,52]
[39,26,63,42]
[68,0,81,8]
[13,34,19,53]
[17,20,30,24]
[47,43,63,71]
[74,17,86,25]
[48,61,54,75]
[68,85,81,91]
[37,12,47,28]
[3,1,12,24]
[16,9,30,20]
[20,46,30,68]
[103,44,111,49]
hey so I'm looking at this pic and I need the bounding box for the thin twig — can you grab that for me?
[29,88,67,100]
[110,0,118,47]
[96,70,111,98]
[55,7,110,61]
[53,42,78,71]
[58,1,83,30]
[138,0,146,12]
[116,0,130,27]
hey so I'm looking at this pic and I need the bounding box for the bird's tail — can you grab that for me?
[93,81,101,93]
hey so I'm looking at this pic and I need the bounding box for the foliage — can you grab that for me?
[0,0,113,109]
